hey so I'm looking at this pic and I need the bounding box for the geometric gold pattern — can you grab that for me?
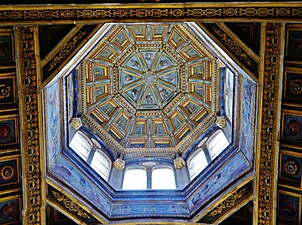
[77,23,219,152]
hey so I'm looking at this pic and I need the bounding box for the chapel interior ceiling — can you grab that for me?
[76,23,219,153]
[0,3,302,225]
[40,21,256,222]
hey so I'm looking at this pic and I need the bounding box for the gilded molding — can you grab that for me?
[71,117,83,130]
[51,190,91,220]
[0,6,302,24]
[199,181,253,223]
[256,23,283,225]
[42,25,99,82]
[17,26,44,225]
[199,23,258,76]
[174,156,186,169]
[47,185,100,224]
[46,30,87,72]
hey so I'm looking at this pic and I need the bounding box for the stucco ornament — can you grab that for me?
[174,156,186,169]
[113,157,125,170]
[71,117,83,130]
[216,116,227,128]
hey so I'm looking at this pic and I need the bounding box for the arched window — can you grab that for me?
[207,130,229,160]
[123,168,147,190]
[188,148,208,180]
[91,150,111,181]
[69,131,112,181]
[187,130,230,181]
[224,68,234,119]
[152,167,176,189]
[69,131,92,160]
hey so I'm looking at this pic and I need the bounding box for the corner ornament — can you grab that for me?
[216,116,227,128]
[113,157,125,170]
[71,117,82,130]
[174,156,186,170]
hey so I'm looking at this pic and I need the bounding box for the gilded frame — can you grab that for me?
[283,66,302,106]
[285,23,302,64]
[0,195,22,225]
[0,114,19,147]
[0,72,18,108]
[278,190,302,224]
[0,154,21,188]
[279,149,302,190]
[0,29,14,66]
[281,109,302,145]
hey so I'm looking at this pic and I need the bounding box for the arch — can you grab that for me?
[69,131,92,160]
[123,168,147,190]
[152,167,176,189]
[188,148,208,180]
[91,150,112,181]
[206,129,229,160]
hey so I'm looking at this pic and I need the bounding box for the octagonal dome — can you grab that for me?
[42,22,257,222]
[77,23,218,152]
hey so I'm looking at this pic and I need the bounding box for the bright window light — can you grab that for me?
[207,130,229,160]
[69,132,91,160]
[123,169,147,190]
[188,148,208,180]
[91,151,111,181]
[152,168,176,189]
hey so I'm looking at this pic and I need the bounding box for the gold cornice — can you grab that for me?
[10,3,291,224]
[197,22,258,80]
[108,223,211,225]
[254,22,266,225]
[206,183,253,224]
[217,22,260,62]
[196,176,254,222]
[0,3,302,25]
[41,25,84,67]
[46,179,106,224]
[41,24,103,87]
[2,2,302,9]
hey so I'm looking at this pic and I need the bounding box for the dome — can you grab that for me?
[43,22,257,222]
[77,23,218,153]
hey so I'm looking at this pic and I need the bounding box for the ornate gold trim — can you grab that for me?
[254,23,283,225]
[50,190,91,220]
[196,177,254,222]
[42,24,102,86]
[16,26,46,225]
[218,22,260,62]
[1,3,302,24]
[197,22,258,79]
[199,180,253,223]
[46,180,106,224]
[41,25,84,67]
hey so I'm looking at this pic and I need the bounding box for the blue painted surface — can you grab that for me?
[239,77,257,162]
[45,80,61,167]
[51,156,111,215]
[72,70,79,117]
[188,152,250,212]
[220,67,226,116]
